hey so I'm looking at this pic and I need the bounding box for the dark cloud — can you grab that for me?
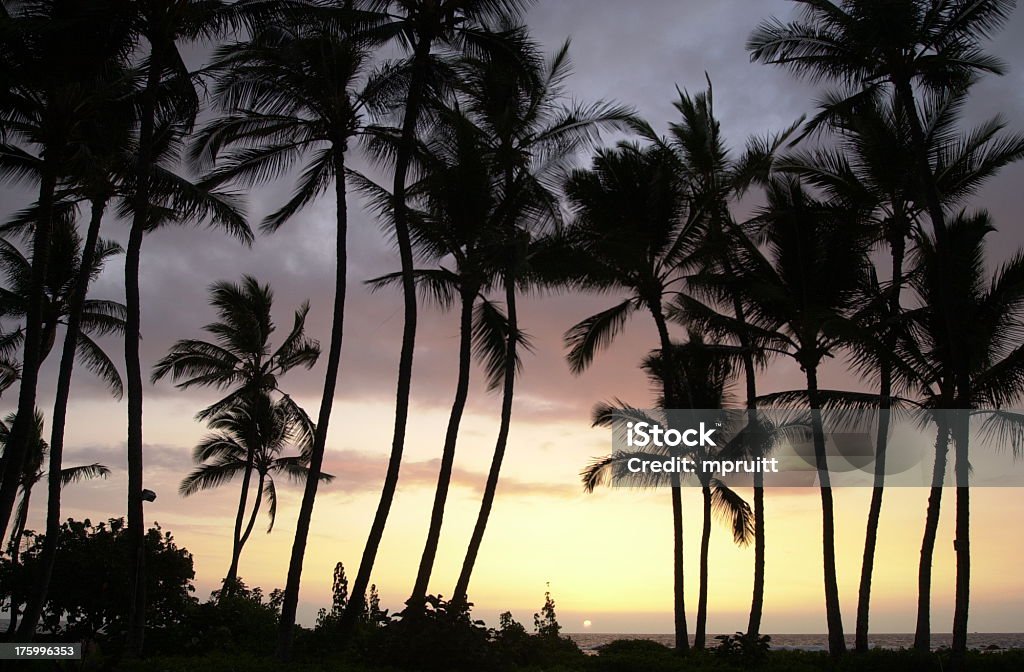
[4,0,1024,442]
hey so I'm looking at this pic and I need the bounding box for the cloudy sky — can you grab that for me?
[5,0,1024,635]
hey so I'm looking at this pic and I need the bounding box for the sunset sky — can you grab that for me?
[6,0,1024,635]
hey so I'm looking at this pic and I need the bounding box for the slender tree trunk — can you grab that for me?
[125,53,162,657]
[238,471,264,552]
[224,430,257,591]
[341,40,432,637]
[6,488,26,634]
[18,198,107,639]
[914,416,950,651]
[731,291,763,639]
[225,448,258,590]
[7,487,30,562]
[0,160,58,544]
[453,273,518,606]
[650,305,688,652]
[950,407,970,667]
[409,288,476,607]
[694,484,712,650]
[855,231,905,652]
[805,364,846,656]
[277,153,349,659]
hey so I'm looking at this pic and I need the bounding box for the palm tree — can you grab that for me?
[359,108,524,610]
[560,142,693,650]
[339,0,534,637]
[192,9,380,656]
[180,393,332,576]
[649,81,795,640]
[896,213,1024,662]
[152,276,319,589]
[717,178,872,656]
[0,223,126,392]
[780,90,1024,651]
[0,409,109,632]
[0,0,134,551]
[584,334,755,651]
[439,31,632,611]
[747,0,1014,247]
[120,0,251,653]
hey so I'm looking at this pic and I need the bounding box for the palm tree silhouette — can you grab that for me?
[651,81,796,640]
[119,0,252,652]
[584,333,755,650]
[153,276,319,590]
[747,0,1014,246]
[782,87,1024,651]
[0,224,125,391]
[0,0,134,557]
[339,0,534,639]
[192,8,380,653]
[0,409,109,632]
[359,106,525,611]
[448,31,631,610]
[180,393,332,577]
[560,142,694,650]
[899,213,1024,661]
[725,177,873,656]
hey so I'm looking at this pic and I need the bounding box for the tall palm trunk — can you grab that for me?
[913,415,950,651]
[855,231,906,652]
[125,55,162,656]
[410,287,475,606]
[950,406,971,666]
[694,483,712,650]
[731,291,763,638]
[342,40,431,635]
[6,488,29,634]
[7,487,30,561]
[277,153,349,659]
[805,363,846,656]
[650,305,689,652]
[17,197,107,639]
[224,444,257,590]
[224,418,258,591]
[0,157,58,544]
[238,471,265,552]
[453,271,518,606]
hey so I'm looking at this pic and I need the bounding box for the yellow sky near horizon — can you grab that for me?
[49,391,1024,636]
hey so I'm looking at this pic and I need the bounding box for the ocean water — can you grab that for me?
[566,632,1024,653]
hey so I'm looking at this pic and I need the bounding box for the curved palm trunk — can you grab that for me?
[7,487,30,561]
[6,486,32,633]
[341,41,431,638]
[409,288,475,606]
[855,232,905,652]
[805,364,846,656]
[650,305,689,652]
[224,429,257,591]
[0,159,58,544]
[453,274,518,606]
[238,471,265,553]
[277,154,349,660]
[125,55,163,657]
[694,483,712,650]
[224,447,258,590]
[950,407,970,666]
[913,416,950,651]
[17,198,107,639]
